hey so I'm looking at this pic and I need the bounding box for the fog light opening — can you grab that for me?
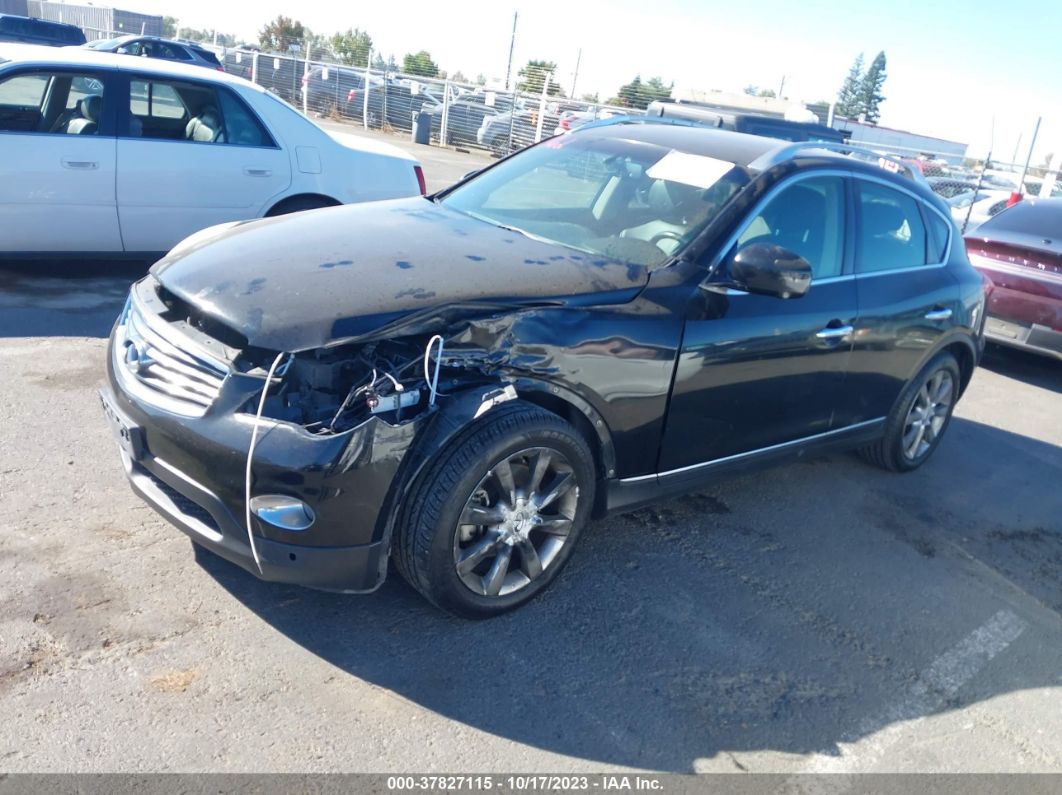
[249,495,316,532]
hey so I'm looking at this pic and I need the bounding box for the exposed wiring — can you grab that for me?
[424,334,444,406]
[245,351,288,575]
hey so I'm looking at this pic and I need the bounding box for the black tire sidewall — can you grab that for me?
[417,409,595,618]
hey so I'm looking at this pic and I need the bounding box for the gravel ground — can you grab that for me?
[0,126,1060,774]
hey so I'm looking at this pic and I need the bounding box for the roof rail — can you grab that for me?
[572,114,706,133]
[749,141,928,185]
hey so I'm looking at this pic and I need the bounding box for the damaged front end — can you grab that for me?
[103,276,525,593]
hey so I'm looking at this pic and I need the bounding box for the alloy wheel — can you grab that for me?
[902,370,954,461]
[453,447,579,598]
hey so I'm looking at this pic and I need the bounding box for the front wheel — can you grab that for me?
[392,402,596,618]
[860,351,960,472]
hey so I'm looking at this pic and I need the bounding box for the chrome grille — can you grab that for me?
[114,295,229,416]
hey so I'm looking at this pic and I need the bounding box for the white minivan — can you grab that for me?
[0,43,425,257]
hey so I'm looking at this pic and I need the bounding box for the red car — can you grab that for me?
[964,197,1062,361]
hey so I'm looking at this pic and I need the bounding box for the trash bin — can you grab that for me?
[412,111,431,145]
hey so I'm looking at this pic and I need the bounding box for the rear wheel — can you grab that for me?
[392,403,595,618]
[860,351,960,472]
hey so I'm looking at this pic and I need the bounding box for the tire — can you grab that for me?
[392,402,596,618]
[265,195,338,217]
[489,135,509,158]
[860,351,961,472]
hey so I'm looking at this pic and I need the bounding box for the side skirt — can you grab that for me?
[605,418,885,515]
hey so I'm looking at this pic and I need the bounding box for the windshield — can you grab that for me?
[440,135,747,267]
[87,37,125,49]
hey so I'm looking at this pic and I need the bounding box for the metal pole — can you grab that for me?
[363,49,372,130]
[534,67,549,143]
[778,74,786,99]
[504,12,517,91]
[1040,151,1059,197]
[1017,116,1041,194]
[440,79,451,145]
[302,40,311,116]
[570,48,581,98]
[251,51,259,85]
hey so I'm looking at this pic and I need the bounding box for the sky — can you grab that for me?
[121,0,1060,163]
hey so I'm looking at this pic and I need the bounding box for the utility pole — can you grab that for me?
[504,11,517,91]
[570,48,582,98]
[1017,116,1041,196]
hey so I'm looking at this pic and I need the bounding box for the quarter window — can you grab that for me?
[736,176,846,279]
[922,206,951,263]
[0,71,106,135]
[857,182,928,273]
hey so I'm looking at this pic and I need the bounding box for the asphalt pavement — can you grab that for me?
[0,125,1060,774]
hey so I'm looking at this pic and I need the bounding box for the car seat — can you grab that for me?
[185,106,224,143]
[62,95,101,135]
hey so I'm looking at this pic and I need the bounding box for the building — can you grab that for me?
[832,118,968,165]
[0,0,163,39]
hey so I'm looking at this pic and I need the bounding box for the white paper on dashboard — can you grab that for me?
[646,151,735,189]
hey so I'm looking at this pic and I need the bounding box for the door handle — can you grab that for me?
[62,159,98,170]
[815,324,854,341]
[925,307,953,321]
[243,167,272,177]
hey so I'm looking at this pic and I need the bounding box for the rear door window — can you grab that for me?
[126,77,273,146]
[856,181,929,273]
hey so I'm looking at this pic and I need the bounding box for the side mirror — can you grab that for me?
[729,242,812,299]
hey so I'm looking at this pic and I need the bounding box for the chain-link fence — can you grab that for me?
[219,48,638,157]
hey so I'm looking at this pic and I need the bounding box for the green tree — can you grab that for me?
[402,50,440,77]
[258,15,306,53]
[516,60,564,96]
[162,16,177,38]
[858,51,887,124]
[608,75,672,110]
[835,53,865,119]
[329,27,372,67]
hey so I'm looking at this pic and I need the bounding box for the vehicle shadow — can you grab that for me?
[194,415,1061,771]
[979,342,1061,393]
[0,261,149,339]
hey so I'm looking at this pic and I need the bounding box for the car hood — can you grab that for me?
[151,198,650,351]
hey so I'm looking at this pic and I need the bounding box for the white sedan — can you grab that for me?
[947,188,1012,233]
[0,43,425,257]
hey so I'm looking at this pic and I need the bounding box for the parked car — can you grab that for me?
[965,197,1062,361]
[646,99,847,143]
[477,103,560,156]
[0,13,85,47]
[554,108,616,135]
[947,189,1012,232]
[0,43,424,257]
[426,93,516,146]
[927,176,981,200]
[84,35,224,71]
[100,120,984,617]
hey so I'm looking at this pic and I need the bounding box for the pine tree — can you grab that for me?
[858,51,888,124]
[835,53,865,119]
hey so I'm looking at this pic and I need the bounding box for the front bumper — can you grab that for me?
[103,342,422,593]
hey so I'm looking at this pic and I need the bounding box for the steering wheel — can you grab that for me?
[649,230,685,249]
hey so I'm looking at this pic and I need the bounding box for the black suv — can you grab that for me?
[101,120,985,617]
[0,14,86,46]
